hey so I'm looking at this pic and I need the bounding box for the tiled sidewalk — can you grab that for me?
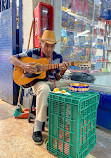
[0,99,111,158]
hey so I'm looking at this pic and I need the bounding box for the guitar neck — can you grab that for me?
[46,63,69,70]
[45,61,91,70]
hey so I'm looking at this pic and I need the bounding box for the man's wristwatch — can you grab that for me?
[59,73,63,78]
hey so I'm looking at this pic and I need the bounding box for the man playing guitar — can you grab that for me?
[10,30,69,145]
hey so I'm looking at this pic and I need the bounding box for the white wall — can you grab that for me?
[22,0,50,51]
[22,0,33,50]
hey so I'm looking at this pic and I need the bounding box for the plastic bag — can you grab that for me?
[70,72,95,83]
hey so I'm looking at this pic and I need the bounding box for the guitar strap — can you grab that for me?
[41,49,43,58]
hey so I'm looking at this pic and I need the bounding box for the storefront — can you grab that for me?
[0,0,111,129]
[51,0,111,130]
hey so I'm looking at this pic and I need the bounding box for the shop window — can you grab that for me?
[60,0,111,73]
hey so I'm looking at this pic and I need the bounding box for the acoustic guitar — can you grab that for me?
[13,57,91,88]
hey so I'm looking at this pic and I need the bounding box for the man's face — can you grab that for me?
[41,42,55,58]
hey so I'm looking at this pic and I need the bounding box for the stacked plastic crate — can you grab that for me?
[47,89,99,158]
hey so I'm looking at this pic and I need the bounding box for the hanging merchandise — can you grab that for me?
[67,31,74,46]
[91,48,96,61]
[83,0,89,17]
[74,36,79,46]
[61,0,109,72]
[62,0,71,9]
[87,0,94,20]
[74,20,83,32]
[96,39,103,49]
[100,0,111,20]
[76,0,85,15]
[67,14,75,29]
[85,35,91,47]
[62,11,68,28]
[94,3,101,22]
[100,28,105,36]
[71,0,89,16]
[61,28,67,45]
[71,0,76,12]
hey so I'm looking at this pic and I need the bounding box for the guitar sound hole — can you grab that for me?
[26,73,40,78]
[36,65,42,72]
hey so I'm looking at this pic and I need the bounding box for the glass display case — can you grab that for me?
[60,0,111,73]
[61,0,93,71]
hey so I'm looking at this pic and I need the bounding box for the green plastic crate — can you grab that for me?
[47,89,100,158]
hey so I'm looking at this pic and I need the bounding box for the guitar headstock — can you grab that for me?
[70,61,91,68]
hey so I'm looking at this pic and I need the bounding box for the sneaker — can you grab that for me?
[32,131,43,145]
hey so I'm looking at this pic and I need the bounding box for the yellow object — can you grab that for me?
[53,88,59,93]
[63,37,67,44]
[86,154,96,158]
[61,90,66,93]
[38,30,60,44]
